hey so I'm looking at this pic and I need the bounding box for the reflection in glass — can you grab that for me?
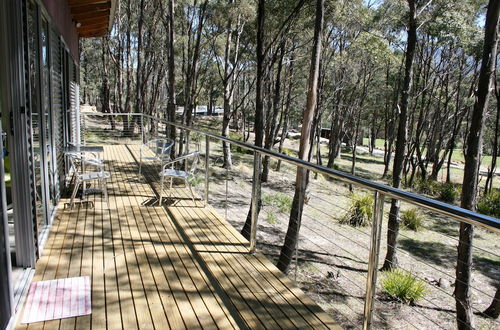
[27,1,45,236]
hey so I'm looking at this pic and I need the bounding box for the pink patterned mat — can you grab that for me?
[22,276,91,324]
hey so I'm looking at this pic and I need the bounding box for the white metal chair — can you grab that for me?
[68,153,110,209]
[159,151,201,205]
[138,138,174,175]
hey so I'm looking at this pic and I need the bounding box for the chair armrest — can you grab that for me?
[161,151,200,170]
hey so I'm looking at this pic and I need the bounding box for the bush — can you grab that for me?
[229,133,253,155]
[400,208,423,231]
[477,189,500,218]
[340,193,373,227]
[262,193,293,213]
[412,177,440,196]
[438,183,460,203]
[381,269,426,304]
[282,148,296,157]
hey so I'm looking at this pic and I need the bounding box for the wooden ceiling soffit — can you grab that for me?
[73,10,109,22]
[80,29,107,38]
[69,0,108,7]
[70,0,115,38]
[71,3,111,15]
[78,25,108,35]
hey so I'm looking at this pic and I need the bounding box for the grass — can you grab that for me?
[381,268,426,304]
[340,193,373,227]
[400,209,424,231]
[262,193,293,213]
[265,212,279,224]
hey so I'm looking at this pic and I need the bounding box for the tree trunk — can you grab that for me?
[456,1,499,328]
[382,0,417,271]
[241,0,266,240]
[483,285,500,319]
[484,79,499,194]
[277,0,323,274]
[166,0,177,153]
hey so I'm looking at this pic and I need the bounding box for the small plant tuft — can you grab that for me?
[477,189,500,218]
[381,269,426,304]
[438,183,460,203]
[265,212,279,224]
[340,193,373,227]
[400,208,423,231]
[262,193,293,213]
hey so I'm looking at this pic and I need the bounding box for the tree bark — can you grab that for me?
[277,0,323,273]
[456,1,499,328]
[382,0,417,270]
[483,285,500,319]
[241,0,266,239]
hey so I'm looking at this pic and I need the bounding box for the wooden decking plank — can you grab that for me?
[108,145,155,329]
[121,145,226,329]
[105,147,139,329]
[129,145,241,329]
[16,144,339,330]
[179,200,306,329]
[100,148,123,330]
[59,195,90,330]
[203,207,339,328]
[130,143,334,329]
[74,194,95,330]
[112,147,178,329]
[167,205,267,329]
[174,186,309,328]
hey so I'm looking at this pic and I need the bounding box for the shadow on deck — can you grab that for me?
[16,144,339,329]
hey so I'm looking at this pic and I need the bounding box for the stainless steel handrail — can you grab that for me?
[82,111,500,329]
[81,111,500,233]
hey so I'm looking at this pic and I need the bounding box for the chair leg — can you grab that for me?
[70,180,81,209]
[169,177,173,198]
[159,175,164,205]
[188,183,195,203]
[138,161,142,175]
[103,179,109,209]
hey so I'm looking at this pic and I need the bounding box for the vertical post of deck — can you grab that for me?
[249,151,262,253]
[204,135,210,204]
[363,191,385,330]
[141,115,145,143]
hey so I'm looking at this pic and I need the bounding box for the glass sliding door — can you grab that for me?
[27,1,46,240]
[40,18,56,218]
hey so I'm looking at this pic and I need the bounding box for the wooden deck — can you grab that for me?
[16,145,339,329]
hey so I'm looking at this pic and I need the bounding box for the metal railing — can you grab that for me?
[81,112,500,329]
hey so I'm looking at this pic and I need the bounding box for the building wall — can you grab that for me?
[41,0,79,62]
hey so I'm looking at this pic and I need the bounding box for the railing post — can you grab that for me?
[204,135,210,204]
[249,151,262,253]
[141,115,145,143]
[82,114,86,145]
[363,191,385,330]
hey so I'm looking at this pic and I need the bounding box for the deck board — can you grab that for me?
[16,144,339,330]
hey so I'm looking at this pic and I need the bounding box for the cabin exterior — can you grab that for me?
[0,1,114,328]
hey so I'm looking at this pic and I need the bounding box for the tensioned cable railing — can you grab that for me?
[80,112,500,330]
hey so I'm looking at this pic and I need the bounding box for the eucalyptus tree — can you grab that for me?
[278,0,324,273]
[456,0,499,327]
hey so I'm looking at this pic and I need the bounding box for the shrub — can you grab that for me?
[412,177,440,196]
[262,193,293,213]
[477,189,500,218]
[400,208,423,231]
[438,183,460,203]
[381,269,426,304]
[282,148,296,157]
[229,133,253,155]
[340,193,373,227]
